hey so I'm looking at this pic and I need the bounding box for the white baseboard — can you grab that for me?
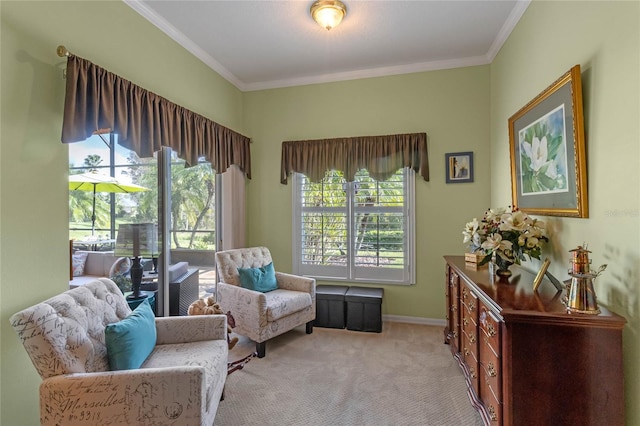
[383,314,446,327]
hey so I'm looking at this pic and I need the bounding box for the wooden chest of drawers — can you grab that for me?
[443,256,626,426]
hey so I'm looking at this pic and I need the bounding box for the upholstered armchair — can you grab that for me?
[215,246,316,358]
[10,278,228,426]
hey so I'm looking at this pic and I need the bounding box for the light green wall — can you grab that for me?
[243,67,491,319]
[2,0,638,425]
[0,2,244,425]
[490,1,639,424]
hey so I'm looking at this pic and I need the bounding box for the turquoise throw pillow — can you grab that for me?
[105,299,157,370]
[238,262,278,293]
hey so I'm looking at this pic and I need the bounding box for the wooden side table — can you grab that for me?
[125,290,157,314]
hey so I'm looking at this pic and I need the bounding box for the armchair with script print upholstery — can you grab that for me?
[215,246,316,358]
[10,278,228,425]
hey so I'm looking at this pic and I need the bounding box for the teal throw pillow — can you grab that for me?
[105,299,156,370]
[237,262,278,293]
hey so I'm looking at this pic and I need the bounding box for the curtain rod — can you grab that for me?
[56,45,70,57]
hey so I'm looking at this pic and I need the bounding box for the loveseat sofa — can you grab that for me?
[140,261,200,316]
[70,252,200,316]
[70,250,122,288]
[10,278,228,425]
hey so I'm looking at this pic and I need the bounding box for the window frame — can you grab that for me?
[292,168,416,285]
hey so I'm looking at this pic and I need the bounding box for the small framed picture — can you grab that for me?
[445,152,474,183]
[533,258,551,291]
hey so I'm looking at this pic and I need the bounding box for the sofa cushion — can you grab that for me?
[142,339,228,412]
[79,251,118,276]
[238,262,278,293]
[72,252,88,276]
[109,256,132,277]
[169,261,189,282]
[105,299,157,370]
[265,289,313,322]
[215,246,273,287]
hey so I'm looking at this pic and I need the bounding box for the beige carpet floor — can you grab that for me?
[215,322,483,426]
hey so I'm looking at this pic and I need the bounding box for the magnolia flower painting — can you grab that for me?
[508,65,588,218]
[518,104,569,195]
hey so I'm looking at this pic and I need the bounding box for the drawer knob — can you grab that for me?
[486,323,496,337]
[469,301,476,311]
[464,347,470,356]
[469,334,476,343]
[463,318,468,326]
[470,367,477,379]
[488,362,497,377]
[488,405,498,422]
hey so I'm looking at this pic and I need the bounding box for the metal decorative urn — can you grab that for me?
[564,245,605,315]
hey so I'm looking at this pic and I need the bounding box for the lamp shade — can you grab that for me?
[115,223,158,258]
[310,0,347,30]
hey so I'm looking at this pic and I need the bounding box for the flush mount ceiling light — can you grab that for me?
[310,0,347,31]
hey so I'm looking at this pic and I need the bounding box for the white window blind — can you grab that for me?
[293,168,415,284]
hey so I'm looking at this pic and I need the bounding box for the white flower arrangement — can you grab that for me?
[463,207,548,267]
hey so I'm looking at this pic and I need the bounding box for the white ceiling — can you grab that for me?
[125,0,530,92]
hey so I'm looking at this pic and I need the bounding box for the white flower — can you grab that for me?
[518,234,526,246]
[485,207,506,222]
[481,233,513,253]
[522,136,550,172]
[544,161,558,179]
[499,210,529,232]
[462,218,479,244]
[526,237,539,249]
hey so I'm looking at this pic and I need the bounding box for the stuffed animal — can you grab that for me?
[188,296,239,350]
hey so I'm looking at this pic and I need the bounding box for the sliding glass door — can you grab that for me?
[69,134,219,315]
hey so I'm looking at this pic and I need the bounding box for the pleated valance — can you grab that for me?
[280,132,429,184]
[61,55,251,178]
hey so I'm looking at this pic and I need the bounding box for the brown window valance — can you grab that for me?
[280,133,428,184]
[61,55,251,178]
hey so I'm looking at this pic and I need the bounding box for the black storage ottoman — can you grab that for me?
[315,285,349,328]
[345,287,384,332]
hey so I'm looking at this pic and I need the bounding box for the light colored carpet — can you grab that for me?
[215,322,483,426]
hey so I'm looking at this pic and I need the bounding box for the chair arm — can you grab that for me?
[155,314,227,345]
[275,271,316,294]
[40,367,207,425]
[217,282,268,327]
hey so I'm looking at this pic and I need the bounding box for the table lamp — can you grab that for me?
[115,223,158,300]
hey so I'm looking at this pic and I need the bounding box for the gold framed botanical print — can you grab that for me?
[508,65,588,218]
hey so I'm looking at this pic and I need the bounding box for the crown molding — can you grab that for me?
[125,0,529,93]
[486,0,531,62]
[242,55,491,92]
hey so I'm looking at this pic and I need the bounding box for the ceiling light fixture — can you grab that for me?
[310,0,347,31]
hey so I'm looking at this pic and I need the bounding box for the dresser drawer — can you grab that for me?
[461,284,480,397]
[480,354,502,403]
[482,388,503,425]
[462,332,480,396]
[461,283,478,317]
[447,269,460,349]
[462,326,479,365]
[479,299,502,406]
[479,302,501,358]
